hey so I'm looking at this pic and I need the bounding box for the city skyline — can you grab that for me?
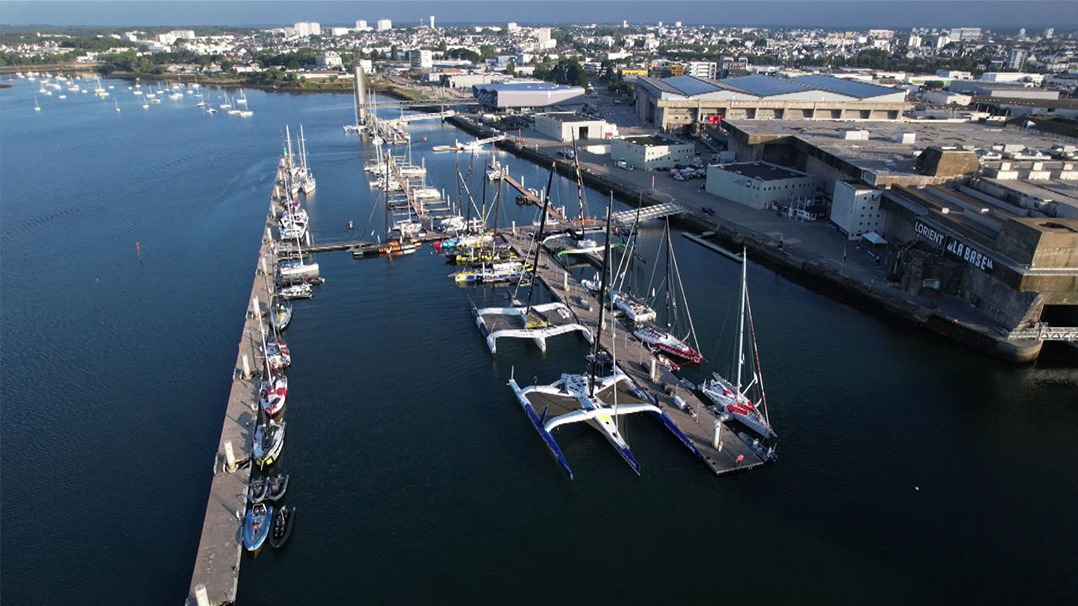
[2,0,1076,29]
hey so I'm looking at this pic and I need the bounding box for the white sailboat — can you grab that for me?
[33,95,41,111]
[700,250,776,441]
[297,124,316,195]
[631,221,704,365]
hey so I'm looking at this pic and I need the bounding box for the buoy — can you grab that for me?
[649,358,658,382]
[241,355,251,380]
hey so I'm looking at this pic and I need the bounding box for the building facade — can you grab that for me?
[831,180,884,239]
[376,19,392,31]
[533,113,618,142]
[410,50,433,70]
[316,51,342,69]
[472,81,585,109]
[610,135,694,170]
[705,162,821,210]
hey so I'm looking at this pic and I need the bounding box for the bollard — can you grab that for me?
[511,220,516,236]
[260,257,267,277]
[241,355,251,380]
[265,227,272,241]
[194,583,210,606]
[713,421,722,450]
[563,271,569,291]
[223,441,237,473]
[251,296,260,321]
[305,231,311,246]
[650,357,658,381]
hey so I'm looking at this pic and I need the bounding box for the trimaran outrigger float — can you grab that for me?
[507,194,700,482]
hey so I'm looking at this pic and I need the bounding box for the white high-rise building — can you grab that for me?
[429,16,435,29]
[674,21,682,28]
[355,20,368,31]
[410,50,433,70]
[868,29,895,39]
[294,22,321,37]
[376,19,392,31]
[907,34,922,48]
[1043,27,1054,39]
[1017,28,1027,39]
[1005,48,1028,71]
[507,22,520,33]
[684,61,717,79]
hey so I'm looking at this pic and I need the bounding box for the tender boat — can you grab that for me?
[253,420,286,469]
[266,473,289,502]
[243,503,273,552]
[248,475,269,504]
[269,505,295,549]
[277,283,313,300]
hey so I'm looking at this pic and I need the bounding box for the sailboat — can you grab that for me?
[631,221,704,365]
[33,96,41,111]
[258,320,288,418]
[297,124,316,195]
[700,250,777,441]
[113,98,121,113]
[507,195,700,481]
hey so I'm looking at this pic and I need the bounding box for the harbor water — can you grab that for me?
[1,78,1076,605]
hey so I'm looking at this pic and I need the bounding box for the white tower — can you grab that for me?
[430,15,435,29]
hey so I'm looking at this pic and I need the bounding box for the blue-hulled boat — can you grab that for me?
[243,502,273,552]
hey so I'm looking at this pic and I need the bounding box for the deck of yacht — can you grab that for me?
[502,227,770,478]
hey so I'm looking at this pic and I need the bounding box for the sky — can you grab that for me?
[0,0,1075,29]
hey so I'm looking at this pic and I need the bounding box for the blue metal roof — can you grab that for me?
[791,75,901,99]
[721,75,815,97]
[478,81,578,92]
[664,75,723,96]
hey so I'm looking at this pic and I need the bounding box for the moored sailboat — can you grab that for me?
[700,250,777,442]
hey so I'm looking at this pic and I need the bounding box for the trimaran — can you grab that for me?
[508,194,700,481]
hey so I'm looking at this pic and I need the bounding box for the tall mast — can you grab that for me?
[735,247,747,394]
[524,162,557,314]
[285,125,294,168]
[589,192,614,399]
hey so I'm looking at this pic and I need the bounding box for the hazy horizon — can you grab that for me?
[1,0,1075,29]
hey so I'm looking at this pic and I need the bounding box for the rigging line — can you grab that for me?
[667,226,701,350]
[744,287,770,424]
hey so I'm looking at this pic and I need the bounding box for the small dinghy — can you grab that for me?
[243,503,273,552]
[269,505,295,549]
[266,473,289,502]
[248,475,269,504]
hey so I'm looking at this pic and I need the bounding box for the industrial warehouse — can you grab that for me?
[634,74,908,130]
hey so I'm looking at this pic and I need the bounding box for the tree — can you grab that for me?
[390,45,399,61]
[437,40,447,53]
[479,44,497,60]
[506,61,516,76]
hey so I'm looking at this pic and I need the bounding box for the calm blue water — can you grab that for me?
[2,77,1076,605]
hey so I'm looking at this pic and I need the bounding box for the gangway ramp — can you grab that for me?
[611,202,685,225]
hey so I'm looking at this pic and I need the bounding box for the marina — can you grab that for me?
[2,76,1075,606]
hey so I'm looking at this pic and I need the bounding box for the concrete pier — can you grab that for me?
[503,229,769,477]
[186,172,282,605]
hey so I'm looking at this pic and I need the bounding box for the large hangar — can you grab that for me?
[634,74,908,130]
[473,80,586,110]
